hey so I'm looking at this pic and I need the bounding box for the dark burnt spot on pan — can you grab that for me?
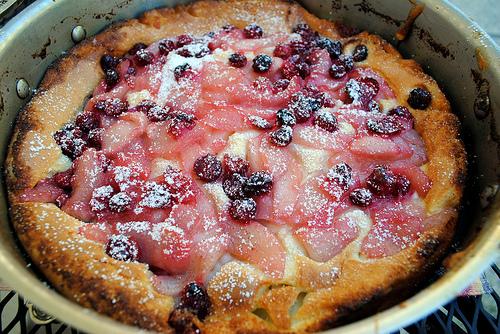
[353,0,402,27]
[415,28,455,60]
[31,37,52,60]
[471,69,491,120]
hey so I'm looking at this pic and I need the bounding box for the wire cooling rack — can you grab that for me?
[1,263,498,333]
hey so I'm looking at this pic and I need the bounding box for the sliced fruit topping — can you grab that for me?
[193,154,222,182]
[105,234,139,262]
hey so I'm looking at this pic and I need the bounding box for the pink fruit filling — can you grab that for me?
[22,23,437,294]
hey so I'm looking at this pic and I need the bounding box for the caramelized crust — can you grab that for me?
[5,1,466,332]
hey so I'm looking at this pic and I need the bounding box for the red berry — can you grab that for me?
[366,165,396,197]
[176,34,193,47]
[367,116,402,135]
[223,173,247,200]
[159,39,176,55]
[252,54,272,73]
[349,188,373,206]
[228,53,247,68]
[193,154,222,182]
[108,192,132,212]
[180,282,211,320]
[135,49,154,66]
[408,87,432,109]
[269,126,293,147]
[243,23,263,39]
[105,234,139,262]
[52,168,74,190]
[273,43,292,59]
[75,112,100,132]
[228,198,257,221]
[314,110,338,132]
[393,175,411,196]
[243,171,273,196]
[222,155,249,177]
[352,44,368,62]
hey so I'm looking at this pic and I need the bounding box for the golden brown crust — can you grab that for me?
[5,0,466,333]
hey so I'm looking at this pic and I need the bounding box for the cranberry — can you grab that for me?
[100,54,119,71]
[180,282,211,320]
[276,108,296,127]
[345,77,379,105]
[135,49,154,66]
[228,52,247,68]
[281,54,310,79]
[388,106,413,120]
[105,234,139,262]
[222,154,249,177]
[104,68,119,88]
[408,87,432,109]
[176,34,193,47]
[293,23,315,39]
[168,309,200,333]
[316,37,342,59]
[228,198,257,220]
[128,43,147,55]
[288,92,320,122]
[243,171,273,196]
[243,23,263,39]
[52,168,73,190]
[167,112,196,137]
[349,188,373,206]
[108,192,132,212]
[329,59,347,79]
[163,166,196,204]
[248,115,273,130]
[273,79,290,92]
[53,124,86,160]
[273,43,292,59]
[177,48,193,58]
[193,154,222,182]
[327,162,353,190]
[269,126,293,147]
[146,105,171,122]
[94,98,128,117]
[75,112,100,132]
[174,63,195,81]
[367,100,381,113]
[352,44,368,62]
[314,110,338,132]
[159,39,176,55]
[339,54,354,72]
[367,116,402,135]
[366,165,396,197]
[140,182,172,209]
[87,128,103,149]
[289,39,310,56]
[223,173,247,200]
[393,175,411,196]
[252,54,272,73]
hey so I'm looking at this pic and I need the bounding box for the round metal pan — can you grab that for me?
[0,0,498,333]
